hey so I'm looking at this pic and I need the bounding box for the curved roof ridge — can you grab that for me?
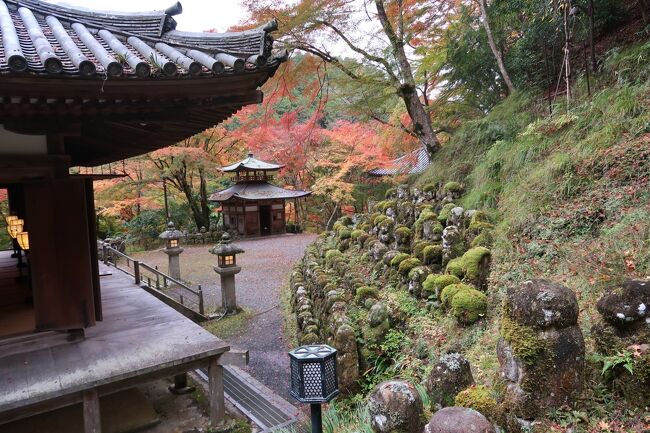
[222,152,286,172]
[209,182,311,202]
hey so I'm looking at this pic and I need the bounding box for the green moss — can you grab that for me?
[443,181,463,194]
[376,200,397,213]
[455,385,500,421]
[422,183,437,193]
[358,223,371,232]
[500,315,546,365]
[300,332,320,344]
[408,265,429,282]
[390,252,411,268]
[385,187,397,199]
[440,283,474,307]
[450,288,487,324]
[471,230,494,247]
[338,215,353,226]
[338,228,352,240]
[325,249,343,266]
[459,247,491,281]
[378,217,395,231]
[415,207,437,235]
[422,273,441,296]
[434,274,461,292]
[438,203,456,223]
[446,258,465,278]
[355,286,379,303]
[373,214,389,226]
[398,257,421,275]
[332,221,345,233]
[351,229,365,239]
[395,226,412,244]
[423,245,443,264]
[413,240,433,261]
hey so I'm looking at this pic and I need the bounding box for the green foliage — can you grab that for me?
[325,249,343,266]
[338,228,353,240]
[596,350,636,377]
[450,288,487,324]
[443,181,463,194]
[390,252,411,268]
[398,257,421,276]
[440,283,474,307]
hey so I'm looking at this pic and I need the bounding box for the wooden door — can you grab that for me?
[24,178,96,330]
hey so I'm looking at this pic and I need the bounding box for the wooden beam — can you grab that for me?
[82,389,101,433]
[218,349,249,368]
[208,357,225,427]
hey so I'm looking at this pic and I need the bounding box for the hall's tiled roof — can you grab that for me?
[209,182,311,202]
[0,0,282,78]
[368,147,430,176]
[222,152,285,172]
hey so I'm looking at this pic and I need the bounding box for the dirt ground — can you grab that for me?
[133,233,317,401]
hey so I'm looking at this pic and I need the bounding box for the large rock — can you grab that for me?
[504,280,579,329]
[596,280,649,328]
[498,280,584,420]
[367,380,424,433]
[426,353,474,409]
[424,407,495,433]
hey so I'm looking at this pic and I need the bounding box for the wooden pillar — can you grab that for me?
[208,357,225,426]
[82,388,101,433]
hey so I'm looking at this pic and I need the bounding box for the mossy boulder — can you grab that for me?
[438,203,456,224]
[300,332,320,345]
[424,407,495,433]
[338,228,353,240]
[325,249,343,266]
[385,187,397,199]
[415,207,437,235]
[398,257,421,276]
[408,266,431,298]
[377,200,397,213]
[596,280,649,328]
[454,385,500,423]
[450,288,487,324]
[422,183,437,193]
[423,245,443,265]
[356,286,379,304]
[394,226,412,245]
[445,258,464,279]
[443,181,463,195]
[470,230,494,248]
[374,214,389,226]
[444,247,491,289]
[440,283,474,308]
[468,211,494,233]
[413,240,434,261]
[423,274,461,299]
[504,279,579,329]
[390,252,411,268]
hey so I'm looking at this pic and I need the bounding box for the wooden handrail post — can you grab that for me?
[134,260,140,285]
[198,285,205,315]
[208,357,225,427]
[102,243,108,265]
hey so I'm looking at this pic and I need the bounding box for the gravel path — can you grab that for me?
[134,233,316,400]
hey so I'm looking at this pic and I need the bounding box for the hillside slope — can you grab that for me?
[282,40,649,433]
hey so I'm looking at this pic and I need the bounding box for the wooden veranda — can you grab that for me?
[0,255,229,430]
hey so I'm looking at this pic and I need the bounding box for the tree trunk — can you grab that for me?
[374,0,440,158]
[479,0,515,94]
[639,0,648,25]
[198,167,211,229]
[564,2,572,106]
[175,175,209,230]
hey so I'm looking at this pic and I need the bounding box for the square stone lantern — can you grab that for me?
[210,233,244,312]
[159,221,184,280]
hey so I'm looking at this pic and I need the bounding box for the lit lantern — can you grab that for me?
[8,219,24,239]
[159,221,184,250]
[5,215,17,224]
[211,233,244,268]
[288,344,339,433]
[16,232,29,251]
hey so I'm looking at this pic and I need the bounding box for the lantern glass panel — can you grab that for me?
[17,232,29,251]
[170,239,178,248]
[288,344,339,404]
[8,219,24,239]
[225,255,234,266]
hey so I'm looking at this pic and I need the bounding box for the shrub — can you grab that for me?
[423,245,443,264]
[440,283,474,307]
[451,288,487,324]
[355,286,379,303]
[455,385,499,421]
[390,252,411,268]
[398,257,421,275]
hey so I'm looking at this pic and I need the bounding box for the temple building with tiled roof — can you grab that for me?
[210,153,311,237]
[0,1,285,429]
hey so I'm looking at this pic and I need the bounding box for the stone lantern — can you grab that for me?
[210,233,244,312]
[159,221,184,280]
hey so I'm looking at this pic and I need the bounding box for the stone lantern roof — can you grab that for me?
[210,233,244,256]
[159,221,184,240]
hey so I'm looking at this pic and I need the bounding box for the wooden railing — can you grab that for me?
[232,175,274,182]
[102,243,206,319]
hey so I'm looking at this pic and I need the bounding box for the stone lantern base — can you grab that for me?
[214,265,241,312]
